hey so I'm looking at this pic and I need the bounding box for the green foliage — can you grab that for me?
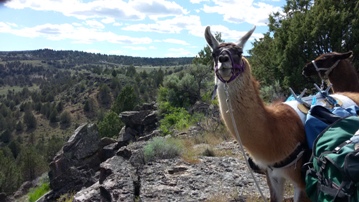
[56,101,64,113]
[49,108,58,123]
[0,148,22,194]
[28,182,50,202]
[0,49,193,195]
[143,137,183,162]
[159,73,199,109]
[159,107,202,135]
[23,110,37,129]
[15,121,24,132]
[0,129,11,144]
[250,0,359,92]
[59,111,72,126]
[125,65,137,77]
[17,145,47,181]
[112,85,139,114]
[84,97,97,114]
[188,64,212,101]
[98,111,123,138]
[97,84,112,108]
[260,80,285,103]
[45,136,64,162]
[8,140,21,158]
[111,69,117,77]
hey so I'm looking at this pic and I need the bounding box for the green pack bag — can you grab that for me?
[304,110,359,202]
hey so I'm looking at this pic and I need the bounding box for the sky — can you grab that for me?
[0,0,286,58]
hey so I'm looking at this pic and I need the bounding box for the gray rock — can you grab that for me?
[47,123,101,200]
[73,156,136,202]
[13,181,33,198]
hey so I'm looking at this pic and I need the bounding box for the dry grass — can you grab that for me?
[177,117,236,163]
[57,192,75,202]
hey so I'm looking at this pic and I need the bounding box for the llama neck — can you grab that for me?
[217,76,268,137]
[329,60,359,93]
[216,73,304,164]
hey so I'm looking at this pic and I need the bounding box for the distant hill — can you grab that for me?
[0,49,195,67]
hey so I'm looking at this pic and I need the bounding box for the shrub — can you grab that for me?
[59,111,72,126]
[98,111,123,138]
[143,137,183,162]
[28,182,50,202]
[260,80,285,103]
[202,147,216,157]
[159,107,202,135]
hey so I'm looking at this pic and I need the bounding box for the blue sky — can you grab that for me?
[0,0,285,58]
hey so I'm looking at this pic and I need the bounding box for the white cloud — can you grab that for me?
[0,22,17,32]
[122,15,201,34]
[165,48,193,57]
[129,0,189,19]
[5,0,144,20]
[205,25,262,42]
[122,46,148,51]
[0,23,153,44]
[5,0,188,21]
[113,22,122,27]
[202,0,281,26]
[162,39,190,45]
[101,17,115,24]
[85,20,105,29]
[190,0,210,4]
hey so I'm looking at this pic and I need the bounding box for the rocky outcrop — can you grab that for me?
[71,141,276,202]
[73,156,136,202]
[43,102,297,202]
[45,103,159,201]
[118,102,158,144]
[46,123,102,200]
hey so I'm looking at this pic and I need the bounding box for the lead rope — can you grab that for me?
[224,83,267,202]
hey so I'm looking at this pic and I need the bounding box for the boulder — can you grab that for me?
[46,123,101,200]
[73,156,137,202]
[118,108,158,142]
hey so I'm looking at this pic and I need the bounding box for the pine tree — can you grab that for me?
[23,110,37,129]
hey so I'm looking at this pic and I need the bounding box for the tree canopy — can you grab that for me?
[249,0,359,92]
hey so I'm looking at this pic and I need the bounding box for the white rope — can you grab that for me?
[224,83,267,202]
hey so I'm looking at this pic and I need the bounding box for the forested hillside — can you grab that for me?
[0,49,194,195]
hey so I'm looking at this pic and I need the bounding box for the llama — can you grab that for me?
[302,51,359,93]
[205,26,359,201]
[205,26,311,202]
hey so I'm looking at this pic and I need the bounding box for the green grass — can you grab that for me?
[28,182,50,202]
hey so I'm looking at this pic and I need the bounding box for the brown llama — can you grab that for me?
[302,51,359,93]
[205,26,359,202]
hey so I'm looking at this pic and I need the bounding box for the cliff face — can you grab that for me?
[40,102,277,202]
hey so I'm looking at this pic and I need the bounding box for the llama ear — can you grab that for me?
[204,26,219,50]
[335,51,353,60]
[237,26,256,48]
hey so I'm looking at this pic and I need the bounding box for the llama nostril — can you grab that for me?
[219,55,229,63]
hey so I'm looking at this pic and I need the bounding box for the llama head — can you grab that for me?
[302,51,353,78]
[205,26,256,83]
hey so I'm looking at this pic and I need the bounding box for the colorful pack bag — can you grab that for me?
[303,105,359,202]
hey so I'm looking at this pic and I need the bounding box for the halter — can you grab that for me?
[214,49,245,83]
[311,59,341,81]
